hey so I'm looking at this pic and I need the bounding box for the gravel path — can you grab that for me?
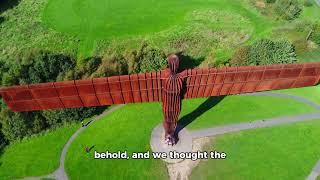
[191,112,320,138]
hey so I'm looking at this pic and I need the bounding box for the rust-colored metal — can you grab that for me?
[1,56,320,145]
[162,55,184,145]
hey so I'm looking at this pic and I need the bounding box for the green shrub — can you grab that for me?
[304,0,313,7]
[135,43,167,73]
[230,46,251,66]
[71,57,102,79]
[272,40,297,63]
[310,24,320,46]
[92,54,128,77]
[42,107,105,127]
[248,39,297,65]
[1,50,76,85]
[266,0,276,3]
[0,110,42,142]
[249,39,275,65]
[274,0,302,20]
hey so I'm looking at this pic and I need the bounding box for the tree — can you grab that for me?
[136,43,167,73]
[248,39,275,65]
[248,39,297,65]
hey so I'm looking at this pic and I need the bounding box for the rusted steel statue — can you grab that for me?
[162,55,184,145]
[1,54,320,145]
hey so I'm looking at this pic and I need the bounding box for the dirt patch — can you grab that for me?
[166,137,211,180]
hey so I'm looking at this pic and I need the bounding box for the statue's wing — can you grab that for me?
[184,62,320,99]
[0,72,164,112]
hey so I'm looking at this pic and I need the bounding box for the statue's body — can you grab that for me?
[162,55,184,145]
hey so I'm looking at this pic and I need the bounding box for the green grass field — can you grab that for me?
[1,0,319,60]
[277,85,320,104]
[0,0,309,60]
[65,93,316,180]
[1,0,320,179]
[0,123,78,179]
[191,120,320,180]
[298,49,320,62]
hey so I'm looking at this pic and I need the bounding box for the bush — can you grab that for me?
[92,54,128,77]
[70,57,102,79]
[248,39,297,65]
[248,39,275,65]
[0,110,34,142]
[272,40,297,63]
[230,46,251,66]
[0,50,76,85]
[304,0,313,7]
[42,107,105,127]
[266,0,276,3]
[135,43,167,73]
[274,0,302,20]
[310,24,320,46]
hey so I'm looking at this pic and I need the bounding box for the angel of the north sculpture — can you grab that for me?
[1,54,320,145]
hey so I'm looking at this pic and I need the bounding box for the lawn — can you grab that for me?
[65,93,316,180]
[180,95,316,129]
[42,0,269,38]
[0,123,78,179]
[276,85,320,104]
[298,48,320,62]
[0,0,276,59]
[191,120,320,180]
[1,0,319,60]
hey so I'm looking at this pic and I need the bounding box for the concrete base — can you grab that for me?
[150,124,193,163]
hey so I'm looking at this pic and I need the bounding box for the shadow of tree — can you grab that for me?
[0,0,20,14]
[176,96,225,133]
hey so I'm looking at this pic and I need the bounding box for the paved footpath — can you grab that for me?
[307,160,320,180]
[22,92,320,180]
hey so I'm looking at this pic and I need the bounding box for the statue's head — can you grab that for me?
[168,54,180,75]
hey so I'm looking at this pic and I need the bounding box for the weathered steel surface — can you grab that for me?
[162,55,184,145]
[184,63,320,98]
[0,61,320,113]
[0,72,163,112]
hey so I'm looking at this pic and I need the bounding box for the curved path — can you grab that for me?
[23,92,320,180]
[23,105,125,180]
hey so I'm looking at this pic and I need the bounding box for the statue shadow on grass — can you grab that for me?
[176,96,225,133]
[0,0,20,14]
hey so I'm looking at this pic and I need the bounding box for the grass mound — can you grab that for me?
[0,124,78,179]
